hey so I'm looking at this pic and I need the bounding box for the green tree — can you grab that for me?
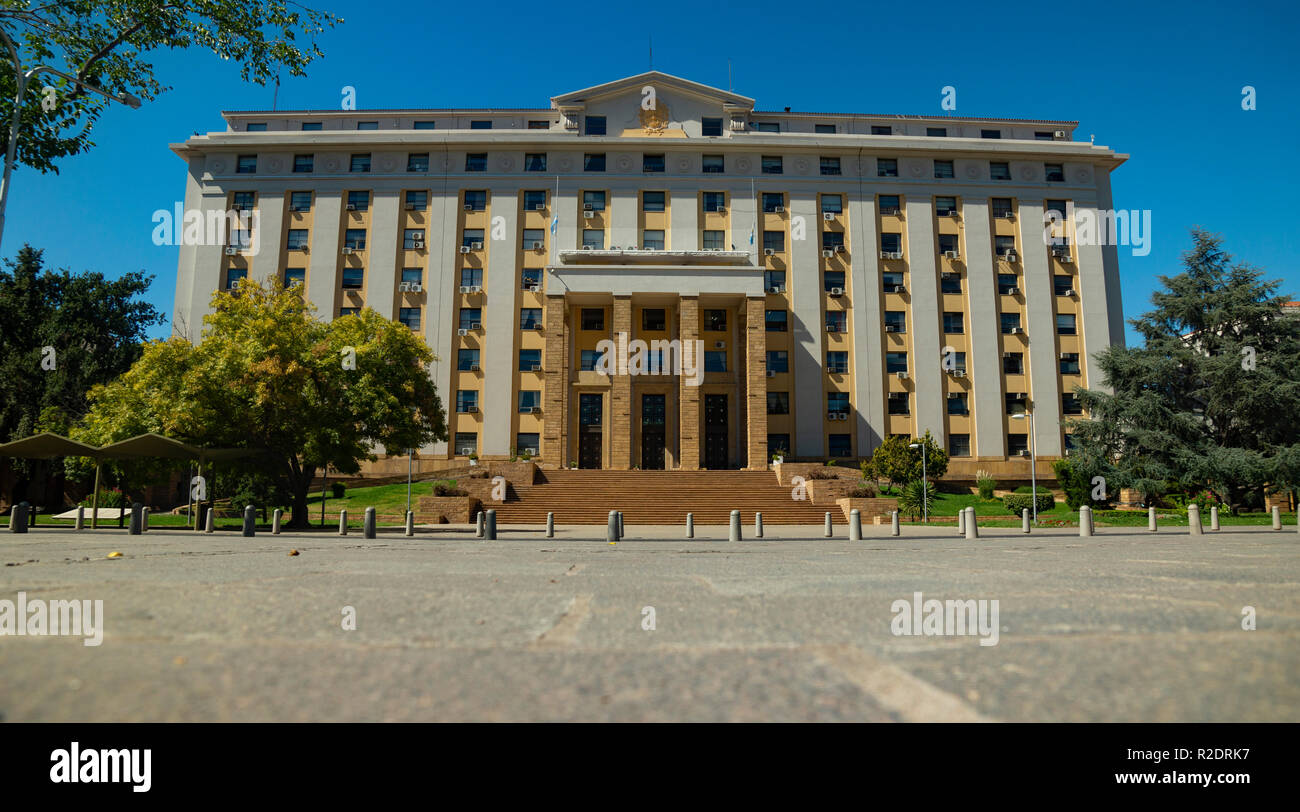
[1070,229,1300,512]
[73,278,447,527]
[0,1,341,175]
[869,430,949,492]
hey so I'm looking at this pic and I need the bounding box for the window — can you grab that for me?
[347,190,370,211]
[871,125,892,135]
[702,230,724,250]
[458,308,482,330]
[584,153,606,172]
[289,191,312,212]
[461,228,484,248]
[991,197,1014,218]
[1035,131,1055,140]
[581,308,605,331]
[398,307,420,329]
[579,349,604,371]
[516,432,540,455]
[878,194,901,214]
[286,229,309,250]
[981,129,1002,139]
[1063,394,1083,415]
[703,191,726,211]
[763,231,785,253]
[935,196,958,216]
[815,123,837,134]
[356,121,378,130]
[519,349,542,371]
[521,269,542,289]
[943,312,965,334]
[470,120,492,130]
[1000,313,1022,334]
[947,394,969,416]
[761,155,783,174]
[882,271,904,290]
[938,233,958,254]
[301,122,322,131]
[949,434,970,457]
[702,154,724,173]
[766,310,787,332]
[293,154,314,173]
[1005,394,1028,416]
[524,190,547,210]
[583,190,606,211]
[885,352,907,373]
[342,268,364,289]
[1003,352,1024,374]
[767,392,790,415]
[1045,199,1069,221]
[407,153,429,172]
[643,154,665,173]
[822,194,843,214]
[1054,275,1074,296]
[887,394,910,415]
[527,120,549,130]
[825,311,846,333]
[643,191,665,212]
[767,351,789,373]
[927,127,947,137]
[642,308,666,331]
[762,192,784,212]
[525,153,547,172]
[585,115,606,136]
[406,190,428,209]
[465,153,487,172]
[829,435,852,457]
[1057,313,1077,335]
[990,161,1011,180]
[464,190,487,211]
[884,311,906,333]
[523,228,544,248]
[344,229,367,250]
[236,155,257,173]
[823,270,845,292]
[827,351,849,374]
[339,307,360,317]
[582,230,605,250]
[704,351,727,372]
[350,154,371,173]
[934,160,955,179]
[1008,434,1029,456]
[820,157,841,175]
[941,273,962,294]
[755,122,780,133]
[454,432,477,455]
[403,229,424,250]
[401,268,423,285]
[764,270,786,292]
[880,233,902,254]
[704,309,727,332]
[642,229,665,250]
[225,268,247,289]
[702,117,723,137]
[414,121,436,130]
[231,191,256,210]
[1045,163,1065,182]
[828,392,850,416]
[518,392,540,412]
[1060,352,1081,375]
[877,158,898,177]
[950,351,967,373]
[768,434,791,456]
[456,391,479,413]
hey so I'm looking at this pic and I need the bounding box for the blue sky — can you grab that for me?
[5,0,1297,343]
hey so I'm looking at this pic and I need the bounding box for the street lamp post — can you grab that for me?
[0,29,141,251]
[909,441,928,524]
[1011,411,1038,523]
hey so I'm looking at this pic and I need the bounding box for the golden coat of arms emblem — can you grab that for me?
[639,102,669,134]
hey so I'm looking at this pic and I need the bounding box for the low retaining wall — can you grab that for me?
[414,496,480,524]
[838,497,899,522]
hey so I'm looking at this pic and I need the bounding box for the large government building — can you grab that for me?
[171,72,1127,475]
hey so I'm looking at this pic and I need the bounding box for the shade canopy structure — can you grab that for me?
[0,433,102,459]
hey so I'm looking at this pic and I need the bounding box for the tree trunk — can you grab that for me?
[284,458,316,529]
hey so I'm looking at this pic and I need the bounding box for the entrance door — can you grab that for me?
[641,394,666,470]
[578,393,603,469]
[704,394,729,469]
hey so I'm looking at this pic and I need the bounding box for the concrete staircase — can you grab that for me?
[489,469,837,525]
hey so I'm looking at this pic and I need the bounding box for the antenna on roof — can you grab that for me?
[728,59,733,92]
[649,35,652,70]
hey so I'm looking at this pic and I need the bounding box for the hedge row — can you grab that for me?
[1001,492,1055,514]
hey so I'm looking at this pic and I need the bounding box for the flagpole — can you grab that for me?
[750,177,757,263]
[552,174,560,266]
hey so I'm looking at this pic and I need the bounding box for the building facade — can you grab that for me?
[171,72,1127,474]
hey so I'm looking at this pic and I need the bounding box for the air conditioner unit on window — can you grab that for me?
[470,322,482,330]
[471,285,482,294]
[583,203,593,210]
[525,284,540,292]
[822,249,834,258]
[404,203,416,210]
[1054,130,1066,138]
[1010,326,1024,334]
[774,206,785,213]
[342,247,355,255]
[398,282,411,292]
[1007,287,1021,295]
[581,245,594,251]
[413,241,425,249]
[466,405,478,413]
[885,207,902,216]
[463,204,473,211]
[1065,288,1077,297]
[530,364,542,372]
[469,363,480,371]
[1059,254,1074,264]
[829,287,844,296]
[766,370,776,378]
[764,248,775,256]
[346,204,357,211]
[1000,211,1016,220]
[823,212,834,221]
[835,245,846,254]
[890,251,904,260]
[471,241,483,250]
[947,210,960,218]
[952,370,966,378]
[1003,251,1019,262]
[1018,449,1031,457]
[769,285,784,294]
[1059,352,1070,360]
[458,448,476,455]
[224,247,238,256]
[891,285,906,294]
[530,407,542,415]
[409,283,422,293]
[460,246,471,254]
[458,328,469,336]
[944,250,959,259]
[714,341,726,349]
[583,210,595,219]
[884,325,897,332]
[532,322,544,330]
[896,371,909,379]
[533,203,545,211]
[459,286,472,294]
[531,241,544,250]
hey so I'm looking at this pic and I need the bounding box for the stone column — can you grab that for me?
[744,296,768,470]
[610,295,633,470]
[679,295,701,470]
[541,294,568,466]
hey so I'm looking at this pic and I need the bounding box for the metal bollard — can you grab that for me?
[1022,508,1030,534]
[1188,504,1202,536]
[891,509,900,536]
[272,508,282,535]
[204,507,215,533]
[9,503,27,534]
[242,505,256,537]
[363,506,376,539]
[1148,506,1157,532]
[546,511,554,538]
[617,511,624,540]
[729,510,742,542]
[824,511,833,538]
[686,512,694,539]
[128,502,142,535]
[339,509,348,536]
[142,507,150,532]
[485,509,497,541]
[476,511,485,539]
[1272,506,1282,530]
[75,505,84,531]
[956,508,965,537]
[849,508,862,541]
[1079,506,1092,537]
[1210,505,1219,531]
[406,510,414,537]
[606,511,618,542]
[755,512,764,539]
[964,506,978,539]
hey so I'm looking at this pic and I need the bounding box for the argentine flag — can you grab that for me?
[550,213,559,235]
[748,227,754,246]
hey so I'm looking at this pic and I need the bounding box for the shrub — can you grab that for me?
[808,468,837,480]
[432,480,466,497]
[1002,492,1055,515]
[847,481,879,499]
[330,482,346,499]
[898,480,933,520]
[467,469,489,479]
[81,488,126,508]
[976,469,996,500]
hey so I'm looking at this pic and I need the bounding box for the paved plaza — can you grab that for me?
[0,524,1296,722]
